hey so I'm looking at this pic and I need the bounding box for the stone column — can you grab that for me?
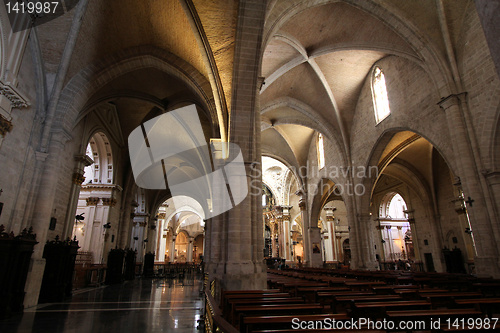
[324,207,336,262]
[386,226,394,261]
[208,0,267,291]
[404,210,422,262]
[275,206,283,258]
[375,224,385,263]
[335,235,343,262]
[24,130,71,307]
[170,235,176,263]
[439,94,500,276]
[297,192,310,266]
[62,155,93,239]
[282,206,292,262]
[187,237,194,262]
[355,213,377,270]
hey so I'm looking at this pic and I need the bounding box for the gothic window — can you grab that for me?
[372,66,391,123]
[317,133,325,169]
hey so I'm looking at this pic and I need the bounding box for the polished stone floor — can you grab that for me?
[0,276,204,333]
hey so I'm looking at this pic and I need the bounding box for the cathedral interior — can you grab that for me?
[1,0,500,332]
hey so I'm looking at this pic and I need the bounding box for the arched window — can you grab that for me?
[317,133,325,169]
[372,66,391,123]
[83,132,114,184]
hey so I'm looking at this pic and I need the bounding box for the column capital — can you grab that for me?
[72,172,85,185]
[86,197,100,206]
[102,197,117,206]
[437,92,467,111]
[0,113,13,136]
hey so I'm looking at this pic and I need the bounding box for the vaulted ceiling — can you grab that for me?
[259,0,473,171]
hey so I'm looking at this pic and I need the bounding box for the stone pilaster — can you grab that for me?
[354,213,377,270]
[62,154,93,239]
[208,0,267,291]
[439,94,500,276]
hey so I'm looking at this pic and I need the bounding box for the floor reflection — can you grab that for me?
[0,277,204,333]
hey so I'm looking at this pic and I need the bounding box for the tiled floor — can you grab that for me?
[0,276,204,333]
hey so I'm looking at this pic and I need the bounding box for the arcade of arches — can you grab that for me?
[1,0,500,310]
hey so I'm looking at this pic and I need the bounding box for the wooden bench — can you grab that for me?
[296,286,349,302]
[344,281,386,290]
[351,300,431,319]
[454,297,500,318]
[222,292,289,316]
[227,297,305,323]
[420,292,483,307]
[386,308,482,326]
[332,294,403,313]
[316,291,375,308]
[371,285,419,294]
[241,313,348,333]
[234,303,324,328]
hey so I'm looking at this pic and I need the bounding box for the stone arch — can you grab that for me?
[362,128,458,196]
[53,46,218,139]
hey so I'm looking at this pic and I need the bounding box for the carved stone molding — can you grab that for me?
[157,212,166,219]
[102,197,117,206]
[0,82,29,109]
[72,172,85,185]
[86,197,100,206]
[0,114,13,136]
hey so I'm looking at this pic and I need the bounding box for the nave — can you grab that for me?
[0,276,204,333]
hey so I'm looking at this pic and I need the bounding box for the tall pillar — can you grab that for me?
[275,206,283,258]
[355,213,377,270]
[62,155,93,239]
[324,207,336,262]
[207,0,267,291]
[170,235,176,263]
[282,206,292,262]
[297,192,310,266]
[439,94,500,276]
[24,130,71,307]
[187,237,194,262]
[404,210,422,262]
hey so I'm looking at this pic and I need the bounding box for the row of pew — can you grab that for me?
[218,268,500,332]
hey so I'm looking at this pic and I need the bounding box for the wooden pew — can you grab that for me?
[295,286,349,302]
[227,297,305,324]
[222,292,289,316]
[419,291,483,308]
[454,297,500,318]
[332,294,403,313]
[241,313,348,333]
[235,303,324,329]
[386,308,482,327]
[344,281,386,290]
[351,300,431,319]
[371,285,419,294]
[316,291,375,308]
